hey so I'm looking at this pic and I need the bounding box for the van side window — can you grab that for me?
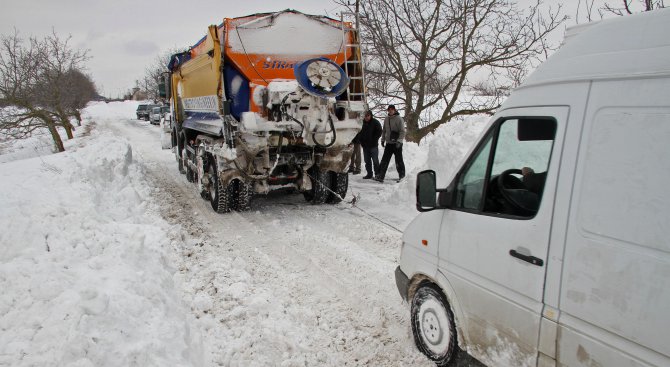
[455,135,493,210]
[454,118,556,217]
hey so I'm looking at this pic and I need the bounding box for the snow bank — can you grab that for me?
[352,115,490,229]
[85,101,141,121]
[423,115,491,186]
[0,133,60,164]
[0,101,139,164]
[0,135,197,367]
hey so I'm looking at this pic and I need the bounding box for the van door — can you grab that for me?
[438,107,567,365]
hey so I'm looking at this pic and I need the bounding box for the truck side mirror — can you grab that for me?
[416,170,437,212]
[158,81,167,98]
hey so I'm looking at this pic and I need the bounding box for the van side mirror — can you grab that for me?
[416,170,437,212]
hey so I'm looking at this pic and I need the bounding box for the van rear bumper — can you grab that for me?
[395,266,410,302]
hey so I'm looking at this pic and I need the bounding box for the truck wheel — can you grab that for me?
[209,162,234,213]
[178,155,186,174]
[175,129,186,174]
[411,283,458,366]
[233,179,252,211]
[303,167,330,204]
[199,154,210,200]
[171,128,177,150]
[327,172,348,204]
[186,165,195,183]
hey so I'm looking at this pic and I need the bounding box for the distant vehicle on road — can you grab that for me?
[150,106,168,125]
[136,104,152,120]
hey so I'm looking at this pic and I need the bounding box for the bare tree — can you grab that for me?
[577,0,599,22]
[60,69,97,126]
[0,30,90,152]
[577,0,665,22]
[339,0,566,143]
[142,48,182,102]
[34,31,90,139]
[0,31,64,151]
[601,0,665,16]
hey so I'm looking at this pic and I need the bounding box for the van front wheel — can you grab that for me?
[411,283,457,366]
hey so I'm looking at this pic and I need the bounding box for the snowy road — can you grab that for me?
[100,116,435,366]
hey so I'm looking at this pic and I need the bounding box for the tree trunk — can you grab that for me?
[46,121,65,152]
[59,114,75,139]
[64,121,74,139]
[74,110,82,126]
[404,111,421,144]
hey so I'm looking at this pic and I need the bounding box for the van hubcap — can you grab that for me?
[421,308,444,345]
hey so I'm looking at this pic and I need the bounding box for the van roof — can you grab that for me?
[522,8,670,88]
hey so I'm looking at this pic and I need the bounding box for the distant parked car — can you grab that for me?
[150,106,168,125]
[149,106,162,125]
[136,104,151,120]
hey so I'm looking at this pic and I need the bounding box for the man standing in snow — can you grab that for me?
[348,130,362,175]
[359,110,382,179]
[374,105,406,183]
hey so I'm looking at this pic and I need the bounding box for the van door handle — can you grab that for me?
[509,249,544,267]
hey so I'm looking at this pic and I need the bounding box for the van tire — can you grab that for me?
[411,283,457,366]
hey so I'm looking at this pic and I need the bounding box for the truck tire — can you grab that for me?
[171,127,177,150]
[234,179,252,211]
[175,128,186,174]
[186,165,196,183]
[209,161,234,213]
[303,167,330,204]
[178,155,186,175]
[327,172,348,204]
[199,154,211,200]
[411,283,458,366]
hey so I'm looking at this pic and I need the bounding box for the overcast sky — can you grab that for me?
[0,0,597,99]
[1,0,345,98]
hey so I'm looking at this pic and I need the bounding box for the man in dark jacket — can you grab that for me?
[359,110,383,179]
[374,105,406,182]
[348,131,362,174]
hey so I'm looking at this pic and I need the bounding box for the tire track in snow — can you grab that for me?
[100,118,433,366]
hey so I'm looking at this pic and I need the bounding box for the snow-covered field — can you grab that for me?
[0,101,489,367]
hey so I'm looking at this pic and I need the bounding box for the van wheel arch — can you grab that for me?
[408,275,434,301]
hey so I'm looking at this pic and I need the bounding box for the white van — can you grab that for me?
[395,9,670,367]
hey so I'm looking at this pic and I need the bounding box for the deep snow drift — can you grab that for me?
[0,101,489,367]
[0,135,197,366]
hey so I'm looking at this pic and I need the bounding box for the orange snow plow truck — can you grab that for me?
[162,10,366,213]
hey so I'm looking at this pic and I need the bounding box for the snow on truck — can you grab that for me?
[161,10,366,213]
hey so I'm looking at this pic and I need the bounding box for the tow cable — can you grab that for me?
[303,171,403,234]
